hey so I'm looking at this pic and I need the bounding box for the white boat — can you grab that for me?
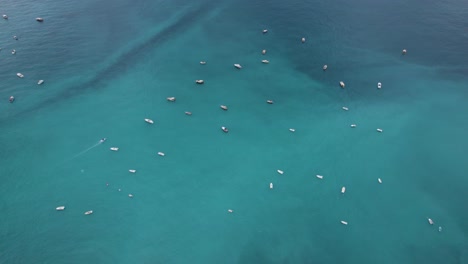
[323,65,328,71]
[234,64,242,69]
[262,29,268,34]
[128,194,133,198]
[301,37,306,43]
[350,124,357,128]
[228,209,233,213]
[220,105,228,110]
[341,186,346,194]
[377,82,382,89]
[376,128,383,133]
[438,226,442,232]
[342,106,349,111]
[56,206,65,211]
[13,35,18,40]
[144,118,154,124]
[36,17,44,22]
[84,210,93,215]
[129,169,136,173]
[195,80,204,84]
[167,97,176,102]
[428,218,434,225]
[339,81,345,88]
[316,175,324,179]
[110,147,119,151]
[185,111,192,116]
[378,178,382,184]
[157,152,165,156]
[402,49,407,55]
[3,15,8,19]
[277,169,284,175]
[16,73,24,78]
[221,126,228,133]
[266,100,274,104]
[37,80,44,85]
[9,96,15,103]
[262,49,267,55]
[270,182,273,189]
[289,128,295,132]
[99,138,107,143]
[341,220,348,225]
[261,60,269,64]
[199,61,206,65]
[11,49,16,55]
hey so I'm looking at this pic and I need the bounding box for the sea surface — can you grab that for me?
[0,0,467,263]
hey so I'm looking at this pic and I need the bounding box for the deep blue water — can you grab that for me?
[0,0,467,263]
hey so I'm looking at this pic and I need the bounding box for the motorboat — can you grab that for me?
[234,64,242,69]
[195,80,204,84]
[376,128,383,133]
[185,111,192,116]
[144,118,154,124]
[110,147,119,151]
[341,186,346,194]
[167,97,176,102]
[350,124,357,128]
[262,60,269,64]
[438,226,442,232]
[220,105,228,110]
[56,206,65,211]
[228,209,233,213]
[428,218,434,225]
[277,169,284,175]
[262,29,268,34]
[270,183,273,189]
[9,96,14,103]
[266,100,274,104]
[378,178,382,184]
[289,128,295,132]
[157,152,165,156]
[377,82,382,89]
[17,73,24,78]
[342,106,349,111]
[36,17,44,22]
[323,65,328,71]
[316,175,324,179]
[3,15,7,19]
[13,35,18,40]
[128,194,133,198]
[84,210,93,215]
[11,49,16,55]
[38,80,44,85]
[221,126,228,133]
[341,220,348,225]
[129,169,136,173]
[199,61,206,65]
[99,138,107,143]
[402,49,407,55]
[339,81,345,88]
[262,49,267,55]
[301,37,306,43]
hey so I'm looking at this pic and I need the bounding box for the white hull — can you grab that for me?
[157,152,165,156]
[316,175,323,179]
[17,73,24,78]
[270,183,273,189]
[128,194,133,198]
[342,107,349,111]
[341,220,348,225]
[220,105,228,110]
[129,170,136,173]
[38,80,44,85]
[167,97,176,102]
[378,178,382,184]
[261,60,269,64]
[376,128,383,133]
[144,118,154,124]
[377,82,382,89]
[277,170,284,175]
[428,218,434,225]
[341,187,346,194]
[84,210,93,215]
[56,206,65,211]
[350,124,357,128]
[339,81,345,88]
[289,128,295,132]
[234,64,242,69]
[110,147,119,151]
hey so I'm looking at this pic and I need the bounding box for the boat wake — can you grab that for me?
[67,139,105,161]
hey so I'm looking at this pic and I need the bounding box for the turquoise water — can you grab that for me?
[1,0,467,263]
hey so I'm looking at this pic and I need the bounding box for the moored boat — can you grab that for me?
[110,147,119,151]
[341,186,346,194]
[56,206,65,211]
[220,105,228,110]
[167,97,176,102]
[195,80,204,84]
[262,49,267,55]
[378,178,382,184]
[261,60,269,64]
[234,64,242,69]
[38,80,44,85]
[316,175,324,179]
[221,126,229,133]
[129,169,136,173]
[36,17,44,22]
[341,220,348,225]
[157,152,165,156]
[9,96,15,103]
[277,169,284,175]
[342,106,349,111]
[144,118,154,124]
[339,81,345,88]
[84,210,93,215]
[376,128,383,133]
[17,73,24,78]
[377,82,382,89]
[266,100,274,104]
[270,183,273,189]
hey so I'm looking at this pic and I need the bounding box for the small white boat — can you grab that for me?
[38,80,44,85]
[199,61,206,65]
[129,169,136,173]
[144,118,154,124]
[167,97,176,102]
[234,64,242,69]
[289,128,295,132]
[341,220,348,225]
[3,15,8,19]
[221,126,229,133]
[342,106,349,111]
[402,49,407,55]
[185,111,192,116]
[157,152,165,156]
[128,194,133,198]
[228,209,233,213]
[376,128,383,133]
[261,60,269,64]
[16,73,24,78]
[339,81,345,88]
[301,37,306,43]
[262,49,267,55]
[13,35,18,40]
[428,218,434,225]
[323,65,328,71]
[262,29,268,34]
[378,178,382,184]
[36,17,44,22]
[99,138,107,143]
[350,124,357,128]
[270,182,273,189]
[341,186,346,194]
[84,210,93,215]
[266,100,274,104]
[438,226,442,232]
[316,175,324,179]
[377,82,382,89]
[11,49,16,55]
[277,169,284,175]
[56,206,65,211]
[110,147,119,151]
[195,80,204,84]
[9,96,15,103]
[220,105,228,110]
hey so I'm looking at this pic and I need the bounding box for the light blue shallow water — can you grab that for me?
[1,0,467,263]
